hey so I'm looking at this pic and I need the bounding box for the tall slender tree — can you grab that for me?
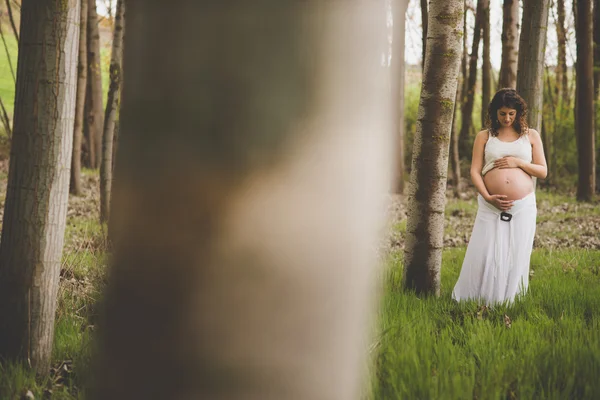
[481,0,491,128]
[71,0,88,196]
[100,0,125,223]
[459,0,484,159]
[450,0,469,196]
[498,0,519,88]
[92,2,395,399]
[392,0,409,193]
[404,0,464,295]
[0,0,79,374]
[516,0,550,132]
[575,0,596,200]
[594,0,599,100]
[421,0,428,70]
[555,0,569,104]
[84,0,104,169]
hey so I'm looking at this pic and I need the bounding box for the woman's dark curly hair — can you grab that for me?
[486,88,529,136]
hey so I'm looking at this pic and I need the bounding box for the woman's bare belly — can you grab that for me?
[484,168,533,201]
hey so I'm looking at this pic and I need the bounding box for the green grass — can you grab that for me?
[370,248,600,399]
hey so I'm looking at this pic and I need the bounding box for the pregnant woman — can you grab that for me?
[452,88,547,304]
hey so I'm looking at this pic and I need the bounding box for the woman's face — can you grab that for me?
[497,106,517,128]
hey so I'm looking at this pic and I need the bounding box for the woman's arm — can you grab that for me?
[471,130,514,210]
[493,129,548,179]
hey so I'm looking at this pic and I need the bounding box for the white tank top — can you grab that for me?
[482,131,532,176]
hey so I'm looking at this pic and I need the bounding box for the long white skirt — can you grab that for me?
[452,192,537,304]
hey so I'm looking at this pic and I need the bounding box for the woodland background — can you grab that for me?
[0,0,599,399]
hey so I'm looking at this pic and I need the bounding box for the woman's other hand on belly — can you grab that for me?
[485,194,514,211]
[494,156,523,170]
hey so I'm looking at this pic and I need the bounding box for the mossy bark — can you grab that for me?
[0,0,79,374]
[404,0,464,295]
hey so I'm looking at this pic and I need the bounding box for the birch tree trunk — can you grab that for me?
[91,2,392,399]
[404,0,464,295]
[392,0,409,193]
[85,0,103,169]
[0,0,79,374]
[71,0,87,196]
[556,0,569,104]
[100,0,125,223]
[575,0,596,200]
[481,0,491,128]
[498,0,519,89]
[459,0,483,159]
[516,0,550,132]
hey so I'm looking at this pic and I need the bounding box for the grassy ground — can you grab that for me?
[0,168,596,398]
[369,248,600,400]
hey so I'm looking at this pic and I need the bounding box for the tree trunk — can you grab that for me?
[421,0,428,70]
[100,0,125,223]
[459,0,483,159]
[575,0,596,200]
[594,0,600,100]
[556,0,569,105]
[0,0,79,374]
[481,0,491,128]
[516,0,550,132]
[498,0,519,88]
[86,0,104,169]
[403,0,464,295]
[450,0,468,196]
[71,0,87,196]
[91,2,395,399]
[392,0,409,193]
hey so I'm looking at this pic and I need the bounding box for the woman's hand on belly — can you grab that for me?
[494,156,523,169]
[485,194,514,211]
[484,168,533,201]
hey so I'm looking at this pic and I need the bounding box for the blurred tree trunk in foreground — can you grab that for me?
[92,2,395,399]
[71,0,88,195]
[100,0,125,223]
[392,0,409,193]
[593,0,599,100]
[459,0,483,160]
[498,0,519,89]
[575,0,596,200]
[0,0,79,374]
[404,0,464,295]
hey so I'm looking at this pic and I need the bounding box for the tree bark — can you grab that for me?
[85,0,104,169]
[91,2,395,399]
[404,0,464,295]
[498,0,519,89]
[575,0,596,200]
[450,0,468,196]
[421,0,428,70]
[556,0,569,105]
[481,0,491,128]
[100,0,125,223]
[459,0,483,159]
[392,0,409,193]
[71,0,87,196]
[516,0,550,132]
[0,0,79,374]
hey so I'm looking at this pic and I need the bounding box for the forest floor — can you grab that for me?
[0,162,598,399]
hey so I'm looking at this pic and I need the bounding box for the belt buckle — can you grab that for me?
[500,212,512,222]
